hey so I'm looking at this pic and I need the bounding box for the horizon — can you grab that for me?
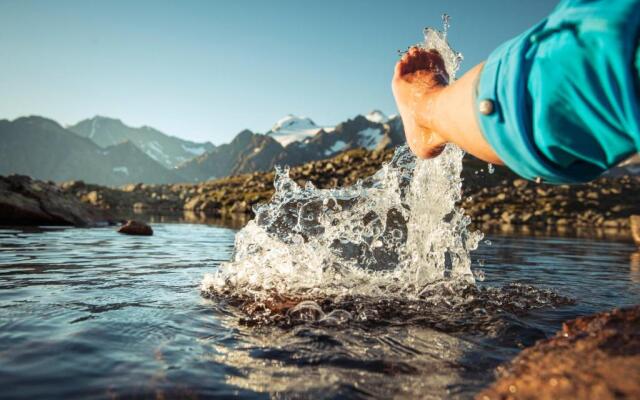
[1,0,558,144]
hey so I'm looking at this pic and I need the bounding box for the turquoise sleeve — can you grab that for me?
[476,0,640,184]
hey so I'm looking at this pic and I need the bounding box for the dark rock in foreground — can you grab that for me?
[118,220,153,236]
[476,305,640,400]
[0,174,112,226]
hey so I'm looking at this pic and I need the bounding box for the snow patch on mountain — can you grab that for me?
[324,140,347,156]
[112,166,129,175]
[357,127,384,150]
[365,110,388,124]
[181,144,207,156]
[268,114,333,146]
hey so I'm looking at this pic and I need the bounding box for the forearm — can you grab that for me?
[420,62,503,165]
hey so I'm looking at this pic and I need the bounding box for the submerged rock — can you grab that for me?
[0,174,112,226]
[118,220,153,236]
[477,305,640,400]
[631,215,640,246]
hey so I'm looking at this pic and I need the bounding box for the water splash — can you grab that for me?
[201,25,484,301]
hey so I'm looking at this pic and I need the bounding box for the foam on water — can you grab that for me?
[201,26,481,300]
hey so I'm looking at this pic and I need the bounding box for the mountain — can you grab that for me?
[365,110,389,124]
[176,130,286,181]
[266,115,330,146]
[177,113,405,182]
[68,116,214,169]
[281,114,403,161]
[0,116,182,185]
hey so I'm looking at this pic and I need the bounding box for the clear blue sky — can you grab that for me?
[0,0,558,144]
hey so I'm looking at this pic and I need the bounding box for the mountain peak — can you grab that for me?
[365,110,388,124]
[271,114,317,132]
[267,115,327,147]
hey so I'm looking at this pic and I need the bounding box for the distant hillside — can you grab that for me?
[0,116,181,185]
[68,116,214,169]
[176,130,286,181]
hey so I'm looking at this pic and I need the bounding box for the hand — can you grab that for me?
[392,47,449,158]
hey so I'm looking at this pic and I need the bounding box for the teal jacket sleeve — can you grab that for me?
[476,0,640,184]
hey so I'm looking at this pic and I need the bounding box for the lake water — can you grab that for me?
[1,223,639,399]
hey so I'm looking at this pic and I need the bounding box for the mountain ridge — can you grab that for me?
[68,116,215,169]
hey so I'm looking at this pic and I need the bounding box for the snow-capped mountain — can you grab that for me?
[177,113,405,182]
[266,115,331,147]
[68,116,215,169]
[365,110,389,124]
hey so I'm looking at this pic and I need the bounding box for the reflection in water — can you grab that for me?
[207,321,473,398]
[478,223,634,242]
[0,225,638,399]
[631,252,640,284]
[117,209,250,229]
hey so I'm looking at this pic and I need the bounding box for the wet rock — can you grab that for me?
[0,174,112,226]
[118,220,153,236]
[476,305,640,400]
[631,215,640,246]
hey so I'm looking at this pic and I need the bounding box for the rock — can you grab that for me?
[500,211,513,224]
[184,196,203,211]
[132,202,148,211]
[83,190,100,205]
[513,179,528,189]
[229,200,249,214]
[200,200,222,216]
[476,305,640,400]
[118,220,153,236]
[0,174,112,226]
[631,215,640,246]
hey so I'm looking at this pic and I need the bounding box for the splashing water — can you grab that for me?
[202,26,480,301]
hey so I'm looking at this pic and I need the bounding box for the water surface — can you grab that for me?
[0,224,638,399]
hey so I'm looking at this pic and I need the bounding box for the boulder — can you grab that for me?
[0,174,112,226]
[631,215,640,246]
[476,305,640,400]
[118,220,153,236]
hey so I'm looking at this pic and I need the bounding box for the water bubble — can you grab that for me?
[484,239,492,246]
[488,163,495,174]
[287,301,325,322]
[320,309,352,325]
[473,269,486,282]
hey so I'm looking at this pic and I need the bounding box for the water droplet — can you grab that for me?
[442,14,451,38]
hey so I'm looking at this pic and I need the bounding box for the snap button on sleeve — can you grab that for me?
[478,99,495,115]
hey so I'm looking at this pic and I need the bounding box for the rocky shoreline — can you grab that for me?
[54,147,640,232]
[1,147,639,233]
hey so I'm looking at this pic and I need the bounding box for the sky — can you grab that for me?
[0,0,558,144]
